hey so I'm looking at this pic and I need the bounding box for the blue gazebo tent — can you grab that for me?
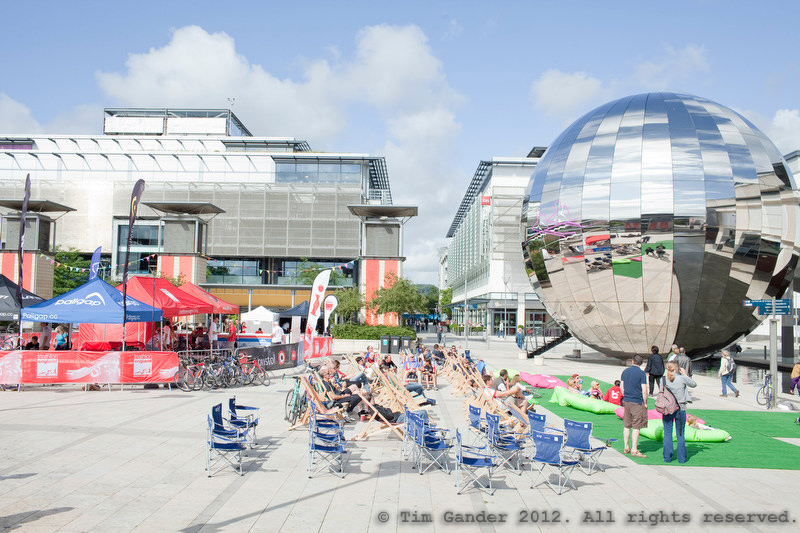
[21,278,163,324]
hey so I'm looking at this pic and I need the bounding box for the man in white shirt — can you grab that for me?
[272,322,284,345]
[209,317,219,350]
[40,323,52,350]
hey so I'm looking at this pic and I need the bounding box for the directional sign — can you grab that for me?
[743,298,793,315]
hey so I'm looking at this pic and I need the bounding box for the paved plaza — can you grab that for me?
[1,337,798,532]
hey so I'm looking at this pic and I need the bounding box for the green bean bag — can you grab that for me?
[639,418,731,443]
[549,386,618,414]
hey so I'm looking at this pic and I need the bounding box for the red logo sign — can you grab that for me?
[481,196,491,206]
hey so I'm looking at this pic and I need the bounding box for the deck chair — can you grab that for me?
[410,412,451,475]
[352,389,405,441]
[530,430,578,494]
[486,413,525,474]
[454,429,496,495]
[228,397,258,448]
[562,419,608,475]
[468,404,489,445]
[290,375,343,430]
[307,403,347,478]
[206,405,248,477]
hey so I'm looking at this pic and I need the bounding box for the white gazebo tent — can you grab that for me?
[241,306,277,334]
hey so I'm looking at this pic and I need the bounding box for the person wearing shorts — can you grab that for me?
[621,354,648,458]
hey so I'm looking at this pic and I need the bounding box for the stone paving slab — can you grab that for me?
[0,337,798,532]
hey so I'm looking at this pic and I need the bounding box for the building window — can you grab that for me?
[206,259,263,284]
[116,224,162,275]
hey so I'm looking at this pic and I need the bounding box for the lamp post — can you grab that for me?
[464,274,469,352]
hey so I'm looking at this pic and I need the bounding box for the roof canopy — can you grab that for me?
[0,275,45,320]
[281,301,309,317]
[21,278,162,324]
[117,277,213,318]
[241,306,277,322]
[180,282,238,313]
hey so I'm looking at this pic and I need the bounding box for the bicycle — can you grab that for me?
[240,356,271,387]
[0,335,23,350]
[284,375,307,425]
[756,371,773,407]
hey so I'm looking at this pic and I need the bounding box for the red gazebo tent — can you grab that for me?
[116,277,214,317]
[180,282,238,314]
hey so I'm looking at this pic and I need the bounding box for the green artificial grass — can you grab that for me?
[611,259,642,279]
[533,375,800,469]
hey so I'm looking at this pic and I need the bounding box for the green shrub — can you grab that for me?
[331,324,416,340]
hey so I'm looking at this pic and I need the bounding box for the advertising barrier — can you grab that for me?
[0,350,179,384]
[238,342,300,372]
[308,337,333,359]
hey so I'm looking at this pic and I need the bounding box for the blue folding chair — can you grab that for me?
[530,430,578,494]
[562,419,609,475]
[485,413,524,474]
[229,397,259,448]
[206,404,248,477]
[307,403,347,478]
[468,404,488,445]
[410,413,451,474]
[454,429,496,495]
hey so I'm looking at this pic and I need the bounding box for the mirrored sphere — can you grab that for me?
[523,92,800,358]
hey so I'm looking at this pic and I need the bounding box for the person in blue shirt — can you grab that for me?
[620,354,648,458]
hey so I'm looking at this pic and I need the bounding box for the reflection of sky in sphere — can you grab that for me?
[524,92,799,358]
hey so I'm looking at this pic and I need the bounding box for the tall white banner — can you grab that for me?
[323,294,339,333]
[304,269,332,355]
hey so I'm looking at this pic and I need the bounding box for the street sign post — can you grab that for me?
[743,298,792,408]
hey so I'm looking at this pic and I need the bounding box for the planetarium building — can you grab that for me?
[523,92,800,357]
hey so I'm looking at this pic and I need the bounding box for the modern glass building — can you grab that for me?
[0,108,400,311]
[442,148,551,335]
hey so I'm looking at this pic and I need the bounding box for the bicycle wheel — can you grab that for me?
[240,364,254,386]
[261,369,271,387]
[174,366,191,392]
[252,367,267,386]
[756,384,769,406]
[285,389,298,423]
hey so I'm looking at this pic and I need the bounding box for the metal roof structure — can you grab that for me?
[446,161,492,238]
[142,202,225,216]
[347,204,417,220]
[0,199,75,213]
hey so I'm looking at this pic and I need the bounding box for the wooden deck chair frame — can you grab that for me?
[351,389,405,441]
[288,375,343,431]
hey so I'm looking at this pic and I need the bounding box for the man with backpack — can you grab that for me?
[718,349,739,397]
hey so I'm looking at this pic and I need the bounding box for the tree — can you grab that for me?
[293,259,346,285]
[52,246,89,296]
[334,287,364,323]
[439,287,453,308]
[417,284,439,315]
[367,272,425,324]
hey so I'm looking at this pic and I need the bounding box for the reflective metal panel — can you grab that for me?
[523,92,800,358]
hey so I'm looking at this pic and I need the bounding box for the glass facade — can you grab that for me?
[523,92,800,358]
[275,161,364,184]
[116,223,162,275]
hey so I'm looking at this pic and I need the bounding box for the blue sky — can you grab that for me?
[2,1,799,283]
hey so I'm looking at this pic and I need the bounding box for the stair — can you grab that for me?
[527,331,572,358]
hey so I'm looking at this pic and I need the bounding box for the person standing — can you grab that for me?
[790,354,800,395]
[498,321,505,339]
[644,345,665,396]
[227,319,238,349]
[40,323,52,350]
[515,327,524,350]
[718,349,739,397]
[662,361,697,463]
[208,317,219,350]
[675,347,693,377]
[272,321,284,345]
[620,354,648,458]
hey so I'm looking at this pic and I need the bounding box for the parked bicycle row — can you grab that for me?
[173,349,274,392]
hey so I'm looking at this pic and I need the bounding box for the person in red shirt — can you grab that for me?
[604,380,623,405]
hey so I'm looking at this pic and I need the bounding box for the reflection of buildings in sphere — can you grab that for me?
[523,92,799,358]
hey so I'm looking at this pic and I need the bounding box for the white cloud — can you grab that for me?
[764,109,800,155]
[95,24,462,284]
[530,69,612,121]
[0,93,99,134]
[529,44,710,124]
[0,93,42,133]
[633,44,709,89]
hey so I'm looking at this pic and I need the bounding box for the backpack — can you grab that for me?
[654,386,679,415]
[728,356,736,373]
